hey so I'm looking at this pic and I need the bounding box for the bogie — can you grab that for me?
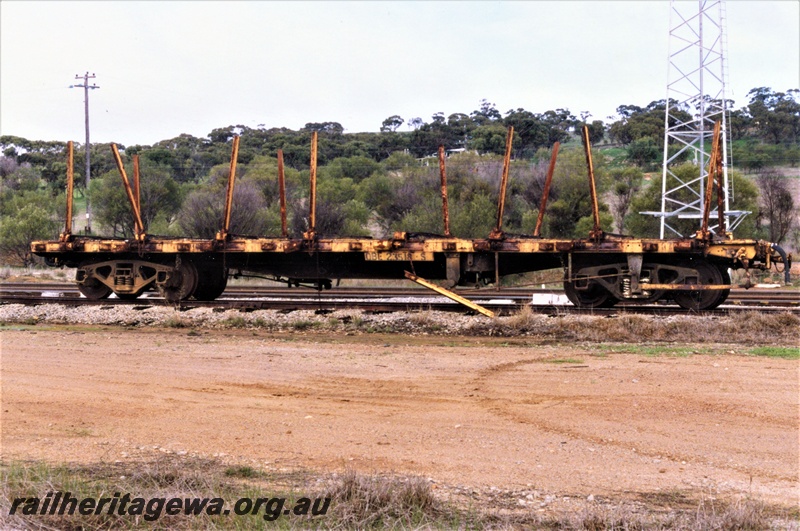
[563,257,732,310]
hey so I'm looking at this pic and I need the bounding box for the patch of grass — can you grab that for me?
[599,146,630,167]
[746,346,800,359]
[502,305,543,332]
[0,459,473,530]
[0,459,793,530]
[63,427,94,437]
[440,340,484,348]
[600,344,712,357]
[224,465,260,479]
[407,311,445,333]
[364,324,394,334]
[0,458,302,530]
[546,357,585,364]
[0,322,60,332]
[250,317,270,328]
[220,316,249,328]
[290,319,320,331]
[162,315,191,328]
[596,343,800,360]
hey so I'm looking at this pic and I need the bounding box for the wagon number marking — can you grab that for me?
[364,251,433,261]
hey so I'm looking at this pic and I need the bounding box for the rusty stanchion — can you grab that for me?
[533,141,560,237]
[60,141,75,241]
[489,126,514,239]
[699,121,722,240]
[304,131,319,240]
[581,125,603,240]
[110,143,145,240]
[437,145,451,237]
[277,149,288,238]
[218,135,241,241]
[132,154,141,217]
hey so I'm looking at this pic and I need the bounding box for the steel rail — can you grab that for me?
[2,283,798,304]
[1,283,798,315]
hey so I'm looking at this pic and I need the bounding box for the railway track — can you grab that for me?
[2,282,798,316]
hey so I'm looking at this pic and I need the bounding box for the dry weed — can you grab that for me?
[467,310,799,345]
[318,469,440,528]
[2,459,794,530]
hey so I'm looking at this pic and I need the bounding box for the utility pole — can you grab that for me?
[72,72,99,234]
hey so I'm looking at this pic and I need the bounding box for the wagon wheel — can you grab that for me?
[673,261,730,311]
[563,279,618,308]
[78,278,112,300]
[159,261,198,303]
[192,264,228,301]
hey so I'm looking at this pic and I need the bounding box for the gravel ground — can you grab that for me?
[2,302,799,345]
[2,323,798,528]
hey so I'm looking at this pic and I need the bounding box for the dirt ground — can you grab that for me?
[1,326,798,512]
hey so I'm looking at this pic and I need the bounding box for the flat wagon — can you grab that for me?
[31,126,791,312]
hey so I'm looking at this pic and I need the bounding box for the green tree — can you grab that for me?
[468,124,510,155]
[746,87,800,144]
[380,115,404,132]
[755,170,796,243]
[624,182,661,238]
[0,192,60,265]
[451,192,496,237]
[729,108,752,140]
[179,179,271,238]
[470,99,502,126]
[608,100,691,146]
[586,120,605,145]
[380,151,416,172]
[626,137,661,170]
[540,147,611,238]
[503,109,549,157]
[397,195,443,235]
[607,167,644,233]
[0,164,41,193]
[538,109,577,145]
[90,160,181,237]
[323,156,381,183]
[574,211,614,237]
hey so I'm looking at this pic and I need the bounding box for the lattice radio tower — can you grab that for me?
[647,0,748,238]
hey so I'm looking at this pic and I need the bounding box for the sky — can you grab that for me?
[1,0,798,147]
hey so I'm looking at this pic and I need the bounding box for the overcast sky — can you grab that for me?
[1,1,798,146]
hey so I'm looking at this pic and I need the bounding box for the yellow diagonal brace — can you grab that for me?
[643,283,736,291]
[404,271,495,318]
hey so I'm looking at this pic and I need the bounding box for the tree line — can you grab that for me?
[0,87,797,265]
